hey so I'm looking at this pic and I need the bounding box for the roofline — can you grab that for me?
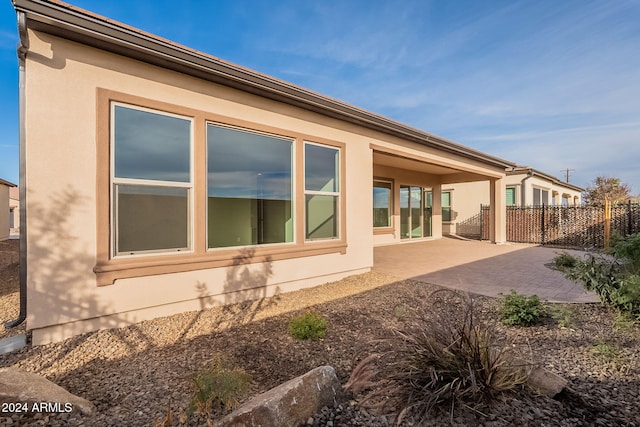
[12,0,515,170]
[0,178,17,187]
[506,167,584,192]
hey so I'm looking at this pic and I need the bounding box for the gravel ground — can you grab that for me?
[1,242,639,426]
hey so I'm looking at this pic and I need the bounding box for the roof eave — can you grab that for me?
[13,0,514,170]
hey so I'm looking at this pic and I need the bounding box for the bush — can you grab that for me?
[345,290,531,423]
[289,310,327,340]
[553,251,578,270]
[191,355,251,417]
[564,233,640,321]
[498,291,545,327]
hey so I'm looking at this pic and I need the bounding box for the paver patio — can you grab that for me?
[374,237,599,303]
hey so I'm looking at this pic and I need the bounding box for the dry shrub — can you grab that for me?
[345,290,531,424]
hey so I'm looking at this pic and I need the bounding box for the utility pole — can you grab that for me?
[562,168,575,183]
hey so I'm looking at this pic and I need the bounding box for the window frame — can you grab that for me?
[373,178,393,230]
[205,121,296,250]
[441,190,452,222]
[505,186,517,206]
[95,89,347,286]
[110,102,195,258]
[303,141,342,241]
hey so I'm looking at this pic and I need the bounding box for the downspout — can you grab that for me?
[520,169,534,206]
[5,11,28,328]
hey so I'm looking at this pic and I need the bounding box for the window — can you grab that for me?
[97,90,347,285]
[111,104,192,255]
[533,188,549,206]
[373,180,392,228]
[441,191,452,222]
[506,187,516,206]
[207,124,293,248]
[304,142,340,240]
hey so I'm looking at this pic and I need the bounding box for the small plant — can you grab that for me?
[591,342,618,362]
[288,310,327,340]
[498,290,545,327]
[393,304,408,321]
[345,290,531,423]
[549,305,575,329]
[191,355,251,417]
[553,251,578,270]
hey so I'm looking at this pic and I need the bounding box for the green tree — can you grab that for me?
[583,176,631,205]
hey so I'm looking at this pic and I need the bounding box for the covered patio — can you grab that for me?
[373,237,599,303]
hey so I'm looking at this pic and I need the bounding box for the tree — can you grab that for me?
[583,176,631,205]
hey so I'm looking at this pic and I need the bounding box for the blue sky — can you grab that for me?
[1,0,639,193]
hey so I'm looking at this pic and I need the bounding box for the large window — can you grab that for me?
[207,124,293,248]
[441,191,452,222]
[304,142,340,240]
[373,180,392,228]
[533,188,549,206]
[112,104,192,255]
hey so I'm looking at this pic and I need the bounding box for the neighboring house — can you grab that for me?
[9,186,19,235]
[12,0,515,345]
[444,166,584,236]
[0,178,17,241]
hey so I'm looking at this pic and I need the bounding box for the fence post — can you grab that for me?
[604,200,611,248]
[629,200,633,237]
[479,204,483,241]
[541,203,545,245]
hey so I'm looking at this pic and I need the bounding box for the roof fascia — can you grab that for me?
[13,0,514,170]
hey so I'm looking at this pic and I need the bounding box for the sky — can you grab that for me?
[1,0,639,193]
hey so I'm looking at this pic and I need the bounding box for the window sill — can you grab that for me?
[94,242,347,286]
[373,227,395,235]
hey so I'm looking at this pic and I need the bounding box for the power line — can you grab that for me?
[562,168,575,183]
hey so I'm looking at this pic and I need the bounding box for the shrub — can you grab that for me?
[191,355,251,417]
[288,310,327,340]
[549,305,575,329]
[553,251,578,270]
[498,291,545,327]
[564,233,640,321]
[345,290,531,423]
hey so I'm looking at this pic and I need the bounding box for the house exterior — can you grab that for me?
[0,178,17,241]
[444,166,583,236]
[12,0,514,345]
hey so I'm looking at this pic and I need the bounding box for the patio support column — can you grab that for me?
[489,177,506,244]
[432,184,442,238]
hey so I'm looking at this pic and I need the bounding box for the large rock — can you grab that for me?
[215,365,341,427]
[0,367,95,415]
[527,366,568,398]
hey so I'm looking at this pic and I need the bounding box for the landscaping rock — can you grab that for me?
[527,366,568,398]
[215,365,341,427]
[0,368,95,415]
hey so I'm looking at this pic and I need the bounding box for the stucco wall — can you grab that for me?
[25,30,380,344]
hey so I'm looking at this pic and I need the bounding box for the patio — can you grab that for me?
[373,236,599,303]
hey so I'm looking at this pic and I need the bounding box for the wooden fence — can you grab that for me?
[476,201,640,248]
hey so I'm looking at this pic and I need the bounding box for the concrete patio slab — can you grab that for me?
[374,237,599,303]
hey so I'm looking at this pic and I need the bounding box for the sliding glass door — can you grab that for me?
[400,185,432,239]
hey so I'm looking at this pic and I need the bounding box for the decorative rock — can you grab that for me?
[0,368,95,415]
[527,366,568,398]
[215,365,341,427]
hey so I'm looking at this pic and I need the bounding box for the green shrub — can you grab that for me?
[563,233,640,320]
[191,355,251,417]
[288,311,327,340]
[553,251,578,270]
[591,342,619,362]
[549,305,575,329]
[498,291,545,327]
[345,290,531,423]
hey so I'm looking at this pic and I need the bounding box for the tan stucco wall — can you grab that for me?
[24,30,509,344]
[0,184,9,241]
[24,30,379,344]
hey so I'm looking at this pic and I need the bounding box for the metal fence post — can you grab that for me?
[629,200,633,237]
[541,203,545,245]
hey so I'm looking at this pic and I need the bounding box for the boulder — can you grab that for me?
[0,367,95,415]
[527,366,568,398]
[215,365,341,427]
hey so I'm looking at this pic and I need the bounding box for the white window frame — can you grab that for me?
[205,122,296,250]
[110,102,194,258]
[303,141,341,241]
